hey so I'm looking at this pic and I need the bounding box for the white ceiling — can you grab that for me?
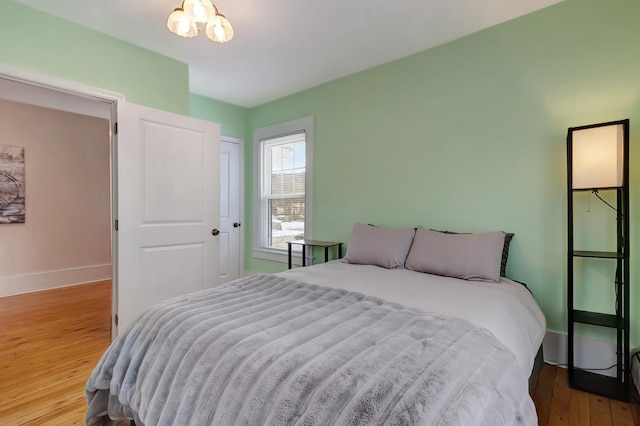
[13,0,562,108]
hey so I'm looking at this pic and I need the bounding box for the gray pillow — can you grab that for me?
[405,227,506,282]
[431,229,514,277]
[343,223,416,269]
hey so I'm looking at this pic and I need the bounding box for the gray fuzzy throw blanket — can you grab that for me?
[86,274,536,425]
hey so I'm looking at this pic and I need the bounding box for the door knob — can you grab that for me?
[211,229,220,236]
[233,222,241,228]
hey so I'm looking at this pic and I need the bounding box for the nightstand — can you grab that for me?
[287,240,343,269]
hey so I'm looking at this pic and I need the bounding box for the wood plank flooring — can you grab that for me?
[531,359,640,425]
[0,281,111,425]
[1,280,640,425]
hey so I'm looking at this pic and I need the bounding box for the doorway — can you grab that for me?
[219,137,244,284]
[0,76,114,301]
[0,64,243,337]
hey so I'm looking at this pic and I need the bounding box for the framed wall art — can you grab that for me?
[0,145,25,224]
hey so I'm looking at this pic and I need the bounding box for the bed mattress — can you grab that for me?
[277,261,546,376]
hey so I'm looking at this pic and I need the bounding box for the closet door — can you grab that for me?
[116,102,220,334]
[219,138,242,284]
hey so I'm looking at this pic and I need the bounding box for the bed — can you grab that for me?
[85,224,546,425]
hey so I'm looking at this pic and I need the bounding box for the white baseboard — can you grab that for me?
[543,330,617,377]
[0,264,112,297]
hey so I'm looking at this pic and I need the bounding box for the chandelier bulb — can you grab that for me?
[167,8,198,38]
[183,0,216,24]
[206,13,234,43]
[168,1,233,43]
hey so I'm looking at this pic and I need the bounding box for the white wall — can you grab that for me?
[0,98,111,296]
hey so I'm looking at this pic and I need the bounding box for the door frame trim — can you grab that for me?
[0,62,123,340]
[0,62,125,105]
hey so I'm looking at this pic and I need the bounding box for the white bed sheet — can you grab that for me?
[277,261,546,376]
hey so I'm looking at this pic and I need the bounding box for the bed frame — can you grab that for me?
[529,345,545,391]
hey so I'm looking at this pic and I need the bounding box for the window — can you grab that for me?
[253,116,313,262]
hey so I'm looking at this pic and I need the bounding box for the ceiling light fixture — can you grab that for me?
[167,0,234,43]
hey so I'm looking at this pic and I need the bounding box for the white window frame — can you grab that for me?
[253,116,313,264]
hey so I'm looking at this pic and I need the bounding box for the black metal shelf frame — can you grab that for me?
[567,119,630,402]
[573,251,624,259]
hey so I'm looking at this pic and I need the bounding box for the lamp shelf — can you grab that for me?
[572,186,622,192]
[572,310,622,329]
[573,250,624,259]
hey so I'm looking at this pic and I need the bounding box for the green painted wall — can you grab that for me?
[189,94,248,139]
[0,1,190,114]
[245,0,640,342]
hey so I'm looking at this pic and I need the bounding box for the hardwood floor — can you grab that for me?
[531,361,640,425]
[1,280,639,425]
[0,281,111,425]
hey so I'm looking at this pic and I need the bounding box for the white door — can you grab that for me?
[219,138,242,284]
[116,102,220,334]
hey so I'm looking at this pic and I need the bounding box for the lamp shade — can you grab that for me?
[183,0,217,24]
[206,14,234,42]
[571,123,624,189]
[167,8,198,37]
